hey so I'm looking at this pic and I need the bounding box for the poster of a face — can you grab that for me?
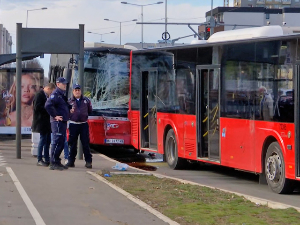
[0,68,43,134]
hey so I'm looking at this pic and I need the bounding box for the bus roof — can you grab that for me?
[84,47,131,55]
[133,26,300,53]
[207,25,300,43]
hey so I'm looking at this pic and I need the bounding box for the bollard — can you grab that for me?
[31,132,40,156]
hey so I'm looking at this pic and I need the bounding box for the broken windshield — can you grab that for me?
[71,51,130,110]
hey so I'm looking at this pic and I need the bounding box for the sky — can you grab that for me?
[0,0,233,75]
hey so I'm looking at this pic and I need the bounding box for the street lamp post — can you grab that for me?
[88,31,115,42]
[26,7,47,28]
[121,1,163,49]
[210,0,214,36]
[104,18,137,45]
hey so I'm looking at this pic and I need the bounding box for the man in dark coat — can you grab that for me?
[32,83,56,166]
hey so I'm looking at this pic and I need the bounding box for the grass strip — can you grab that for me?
[102,174,300,225]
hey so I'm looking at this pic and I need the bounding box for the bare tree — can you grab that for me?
[22,58,43,68]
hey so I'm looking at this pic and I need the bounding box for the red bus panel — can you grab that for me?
[253,121,295,179]
[220,118,256,172]
[88,117,131,146]
[183,114,197,160]
[220,117,295,178]
[157,112,184,157]
[129,110,140,149]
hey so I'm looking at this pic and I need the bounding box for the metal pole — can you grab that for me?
[141,5,144,48]
[210,0,214,36]
[188,24,201,39]
[78,24,84,160]
[26,11,28,28]
[211,0,213,18]
[165,0,167,46]
[16,23,22,159]
[119,22,122,45]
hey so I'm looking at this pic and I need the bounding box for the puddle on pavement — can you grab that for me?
[120,154,163,171]
[126,162,158,171]
[94,146,163,171]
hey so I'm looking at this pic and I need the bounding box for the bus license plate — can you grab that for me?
[105,139,124,144]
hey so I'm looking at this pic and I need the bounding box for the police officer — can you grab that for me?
[45,77,71,171]
[67,84,93,168]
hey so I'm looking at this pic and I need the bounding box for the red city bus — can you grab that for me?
[129,26,300,193]
[49,47,132,146]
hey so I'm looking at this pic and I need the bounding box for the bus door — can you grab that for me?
[140,69,158,150]
[196,65,220,161]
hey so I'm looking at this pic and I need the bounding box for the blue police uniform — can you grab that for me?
[67,84,93,168]
[45,78,71,168]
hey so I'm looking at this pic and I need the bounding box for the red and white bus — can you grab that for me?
[129,26,300,193]
[49,47,132,146]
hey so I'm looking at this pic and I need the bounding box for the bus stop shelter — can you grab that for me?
[15,23,84,159]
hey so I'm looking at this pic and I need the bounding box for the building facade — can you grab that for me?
[204,7,300,32]
[0,24,12,54]
[234,0,300,8]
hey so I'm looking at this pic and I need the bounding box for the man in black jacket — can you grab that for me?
[32,83,56,166]
[67,84,93,168]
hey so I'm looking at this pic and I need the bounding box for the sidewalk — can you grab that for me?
[0,138,171,225]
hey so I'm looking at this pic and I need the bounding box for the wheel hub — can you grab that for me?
[266,154,282,182]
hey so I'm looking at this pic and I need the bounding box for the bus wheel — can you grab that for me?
[165,129,185,169]
[265,142,294,194]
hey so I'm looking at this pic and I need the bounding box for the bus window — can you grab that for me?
[254,41,295,123]
[157,70,176,113]
[222,61,255,119]
[175,68,196,114]
[221,41,295,123]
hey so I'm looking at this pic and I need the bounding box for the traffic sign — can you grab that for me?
[162,32,170,40]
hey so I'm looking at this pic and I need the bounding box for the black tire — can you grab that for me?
[165,129,186,169]
[265,142,294,194]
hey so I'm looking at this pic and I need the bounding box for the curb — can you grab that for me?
[87,171,180,225]
[152,173,300,212]
[97,153,300,213]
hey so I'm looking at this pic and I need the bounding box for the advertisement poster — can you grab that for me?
[0,68,44,134]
